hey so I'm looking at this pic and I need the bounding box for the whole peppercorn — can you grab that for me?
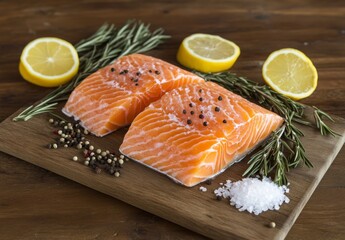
[84,160,90,166]
[119,159,124,165]
[72,156,78,161]
[114,171,120,177]
[48,118,54,123]
[269,222,276,228]
[107,159,112,164]
[89,145,94,151]
[52,143,58,149]
[96,149,102,154]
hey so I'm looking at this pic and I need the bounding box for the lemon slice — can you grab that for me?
[262,48,318,100]
[177,33,240,73]
[19,37,79,87]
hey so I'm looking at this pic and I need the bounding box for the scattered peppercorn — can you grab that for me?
[216,195,222,201]
[218,96,223,101]
[135,83,139,86]
[199,97,203,102]
[124,69,128,74]
[269,222,276,228]
[199,114,204,119]
[203,121,208,126]
[136,72,141,76]
[187,119,192,125]
[190,111,194,115]
[133,78,138,82]
[155,70,160,75]
[223,119,227,123]
[47,117,127,178]
[199,89,202,93]
[215,107,220,112]
[110,67,115,72]
[182,109,187,114]
[149,69,152,73]
[189,103,193,107]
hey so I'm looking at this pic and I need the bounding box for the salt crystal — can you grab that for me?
[214,177,289,215]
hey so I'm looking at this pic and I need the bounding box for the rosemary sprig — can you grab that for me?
[313,106,341,137]
[13,20,170,121]
[197,71,339,185]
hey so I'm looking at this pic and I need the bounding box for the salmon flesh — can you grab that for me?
[120,82,283,187]
[63,54,204,136]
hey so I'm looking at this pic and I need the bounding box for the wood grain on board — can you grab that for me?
[1,0,345,239]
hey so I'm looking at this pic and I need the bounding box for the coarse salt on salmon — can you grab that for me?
[62,54,204,136]
[120,82,284,187]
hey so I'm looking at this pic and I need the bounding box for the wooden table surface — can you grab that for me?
[0,0,344,239]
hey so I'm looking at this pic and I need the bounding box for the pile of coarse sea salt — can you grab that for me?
[214,177,290,215]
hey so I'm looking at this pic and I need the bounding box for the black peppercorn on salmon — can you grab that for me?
[62,54,203,136]
[120,81,283,187]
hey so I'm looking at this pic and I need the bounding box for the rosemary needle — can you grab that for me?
[13,20,170,122]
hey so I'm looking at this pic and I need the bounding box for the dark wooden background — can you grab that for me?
[0,0,344,239]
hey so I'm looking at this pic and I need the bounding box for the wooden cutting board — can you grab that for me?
[0,105,344,240]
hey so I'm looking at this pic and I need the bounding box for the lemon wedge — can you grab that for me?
[177,33,240,73]
[262,48,318,100]
[19,37,79,87]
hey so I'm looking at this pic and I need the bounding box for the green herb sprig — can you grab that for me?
[197,71,339,185]
[13,20,170,121]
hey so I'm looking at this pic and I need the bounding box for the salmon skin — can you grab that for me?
[62,54,204,136]
[120,82,284,187]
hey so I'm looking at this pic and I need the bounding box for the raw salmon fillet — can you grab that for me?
[62,54,204,136]
[120,82,284,187]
